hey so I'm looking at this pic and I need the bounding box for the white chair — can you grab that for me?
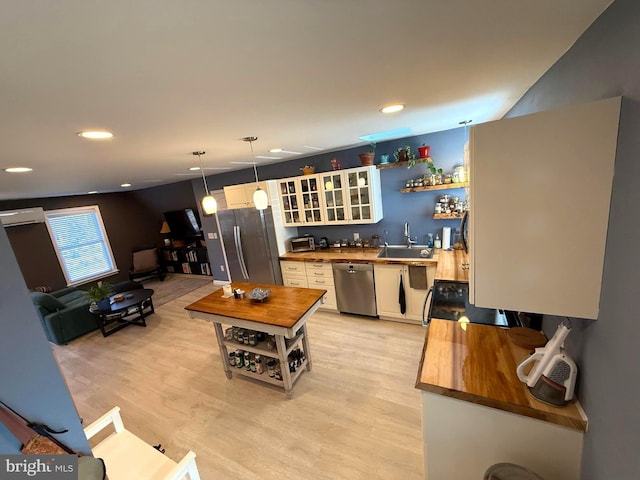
[83,406,200,480]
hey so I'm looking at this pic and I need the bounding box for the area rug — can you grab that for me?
[142,274,215,308]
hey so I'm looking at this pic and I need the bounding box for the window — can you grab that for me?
[45,205,118,286]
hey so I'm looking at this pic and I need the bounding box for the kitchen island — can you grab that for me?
[185,282,325,398]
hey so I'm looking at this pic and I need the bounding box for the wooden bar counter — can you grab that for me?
[185,282,325,398]
[416,319,587,479]
[416,319,587,430]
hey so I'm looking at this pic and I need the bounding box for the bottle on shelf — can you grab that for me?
[427,233,434,248]
[434,234,442,249]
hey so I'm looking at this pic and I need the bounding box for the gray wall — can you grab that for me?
[0,192,165,291]
[0,224,91,454]
[505,1,640,478]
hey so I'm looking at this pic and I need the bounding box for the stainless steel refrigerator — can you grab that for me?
[217,207,284,285]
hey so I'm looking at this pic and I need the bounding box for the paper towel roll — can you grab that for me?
[442,227,451,250]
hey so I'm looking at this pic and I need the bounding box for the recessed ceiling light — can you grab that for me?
[120,183,131,187]
[4,167,33,173]
[269,148,283,153]
[304,145,324,151]
[380,104,405,114]
[189,167,201,171]
[77,130,114,139]
[255,155,282,160]
[88,191,98,194]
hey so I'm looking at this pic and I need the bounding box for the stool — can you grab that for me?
[484,463,544,480]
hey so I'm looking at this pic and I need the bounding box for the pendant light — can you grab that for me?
[243,136,269,210]
[193,151,217,215]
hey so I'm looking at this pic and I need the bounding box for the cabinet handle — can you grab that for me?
[315,280,325,284]
[313,272,324,276]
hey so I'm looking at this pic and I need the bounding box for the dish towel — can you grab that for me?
[399,274,406,314]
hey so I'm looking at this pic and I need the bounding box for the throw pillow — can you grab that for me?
[132,249,158,271]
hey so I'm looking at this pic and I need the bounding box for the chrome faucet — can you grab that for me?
[404,222,417,248]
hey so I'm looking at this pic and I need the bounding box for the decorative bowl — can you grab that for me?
[248,288,271,303]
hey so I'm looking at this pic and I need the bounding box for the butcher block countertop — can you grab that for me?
[416,319,588,432]
[280,247,438,266]
[434,249,469,281]
[185,282,326,329]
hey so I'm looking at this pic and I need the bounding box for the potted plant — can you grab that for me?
[426,162,444,184]
[87,282,114,310]
[418,144,431,159]
[358,142,376,166]
[394,145,417,165]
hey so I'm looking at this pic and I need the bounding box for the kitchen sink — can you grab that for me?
[377,245,434,259]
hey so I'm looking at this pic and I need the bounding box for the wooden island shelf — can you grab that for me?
[185,282,326,398]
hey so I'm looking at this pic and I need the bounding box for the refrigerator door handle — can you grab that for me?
[234,225,250,280]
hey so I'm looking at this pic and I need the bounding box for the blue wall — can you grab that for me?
[192,128,468,281]
[505,1,640,478]
[0,225,91,454]
[197,128,467,246]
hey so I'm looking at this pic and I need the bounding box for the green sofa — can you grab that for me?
[30,287,98,345]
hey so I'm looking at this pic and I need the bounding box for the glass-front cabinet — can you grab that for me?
[299,174,324,224]
[346,168,374,223]
[278,166,383,226]
[319,172,347,224]
[277,175,325,226]
[277,177,302,225]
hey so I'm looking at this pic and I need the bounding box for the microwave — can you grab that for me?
[290,237,315,252]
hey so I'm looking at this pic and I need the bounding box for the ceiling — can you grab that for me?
[0,0,612,201]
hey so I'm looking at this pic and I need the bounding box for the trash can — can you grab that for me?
[484,463,544,480]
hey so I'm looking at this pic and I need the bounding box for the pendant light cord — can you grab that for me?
[242,136,260,184]
[195,151,209,194]
[250,139,259,184]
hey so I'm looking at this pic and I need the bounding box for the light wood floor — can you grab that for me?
[52,284,426,480]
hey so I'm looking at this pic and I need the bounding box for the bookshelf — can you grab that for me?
[161,245,212,276]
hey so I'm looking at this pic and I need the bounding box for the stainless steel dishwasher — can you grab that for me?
[332,263,377,317]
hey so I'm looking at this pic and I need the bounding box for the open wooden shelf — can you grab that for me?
[433,213,465,219]
[401,181,470,193]
[377,159,431,169]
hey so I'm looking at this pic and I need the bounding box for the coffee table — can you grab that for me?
[91,289,155,337]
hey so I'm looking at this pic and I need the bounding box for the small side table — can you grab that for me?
[91,289,155,337]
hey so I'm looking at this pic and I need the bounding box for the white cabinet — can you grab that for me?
[224,181,270,209]
[422,392,583,480]
[304,262,337,311]
[275,166,383,226]
[318,171,348,224]
[469,97,621,319]
[374,264,434,324]
[275,175,325,226]
[280,260,337,311]
[318,166,383,224]
[280,260,308,287]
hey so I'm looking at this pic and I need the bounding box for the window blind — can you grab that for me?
[45,206,118,285]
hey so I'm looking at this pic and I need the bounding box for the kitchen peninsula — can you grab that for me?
[185,282,325,398]
[417,250,587,480]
